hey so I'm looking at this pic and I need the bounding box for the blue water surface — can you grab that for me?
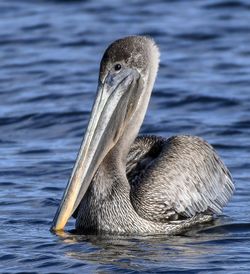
[0,0,250,273]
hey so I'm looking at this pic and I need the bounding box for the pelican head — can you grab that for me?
[51,36,160,231]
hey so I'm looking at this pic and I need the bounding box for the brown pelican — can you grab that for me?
[51,36,234,235]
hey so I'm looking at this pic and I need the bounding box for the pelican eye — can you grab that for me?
[114,64,122,71]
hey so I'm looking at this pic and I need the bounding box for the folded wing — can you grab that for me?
[127,135,234,223]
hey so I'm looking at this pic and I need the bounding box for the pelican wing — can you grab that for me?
[127,135,234,223]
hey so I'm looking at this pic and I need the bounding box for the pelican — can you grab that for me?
[51,36,234,235]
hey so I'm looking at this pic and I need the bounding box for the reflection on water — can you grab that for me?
[0,0,250,272]
[47,217,250,273]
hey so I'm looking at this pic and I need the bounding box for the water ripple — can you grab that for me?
[0,0,249,273]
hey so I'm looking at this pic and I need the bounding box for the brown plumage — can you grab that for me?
[52,36,234,235]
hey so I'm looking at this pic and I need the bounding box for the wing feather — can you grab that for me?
[127,135,234,223]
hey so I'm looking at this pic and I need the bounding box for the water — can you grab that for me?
[0,0,250,272]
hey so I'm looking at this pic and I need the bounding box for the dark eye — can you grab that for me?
[114,64,121,71]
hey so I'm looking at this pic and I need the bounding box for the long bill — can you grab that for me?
[51,69,140,231]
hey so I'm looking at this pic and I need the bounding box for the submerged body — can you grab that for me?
[52,36,234,235]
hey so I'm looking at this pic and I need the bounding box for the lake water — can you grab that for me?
[0,0,250,273]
